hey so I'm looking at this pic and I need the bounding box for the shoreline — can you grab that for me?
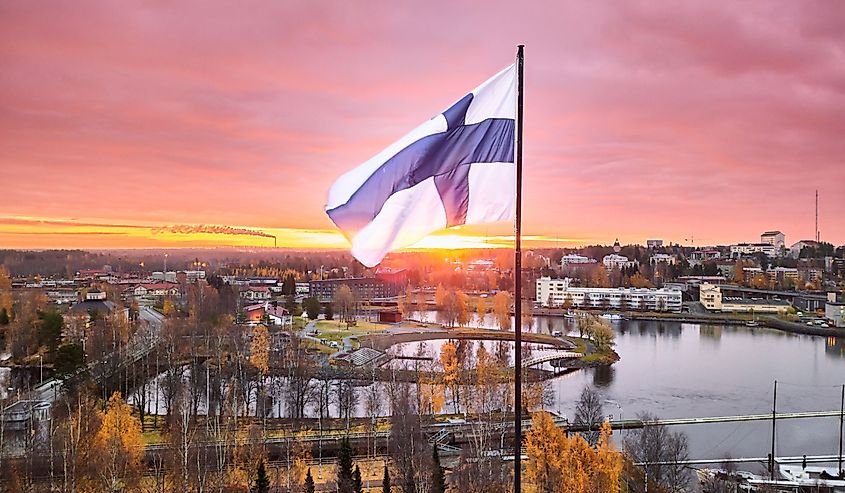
[525,307,845,338]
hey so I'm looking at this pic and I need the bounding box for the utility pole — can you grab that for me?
[815,189,819,242]
[839,384,844,476]
[770,380,777,480]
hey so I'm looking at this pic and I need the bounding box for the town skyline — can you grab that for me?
[2,1,844,249]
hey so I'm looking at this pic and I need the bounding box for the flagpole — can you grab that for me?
[513,44,524,493]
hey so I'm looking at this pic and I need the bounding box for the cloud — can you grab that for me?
[0,0,843,246]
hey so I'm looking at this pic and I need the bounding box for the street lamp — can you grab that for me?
[38,354,43,385]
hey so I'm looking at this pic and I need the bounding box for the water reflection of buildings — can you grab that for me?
[825,336,844,359]
[699,325,723,342]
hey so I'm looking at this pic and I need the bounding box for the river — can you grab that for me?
[412,311,845,472]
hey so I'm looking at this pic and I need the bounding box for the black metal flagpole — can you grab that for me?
[513,44,524,493]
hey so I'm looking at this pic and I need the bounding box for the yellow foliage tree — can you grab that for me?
[440,341,461,413]
[475,297,488,325]
[91,392,145,493]
[492,291,512,331]
[525,411,622,493]
[250,324,270,374]
[0,266,13,316]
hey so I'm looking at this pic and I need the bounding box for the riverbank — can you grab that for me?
[533,307,845,338]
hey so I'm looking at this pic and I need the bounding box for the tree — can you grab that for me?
[303,296,321,320]
[573,386,604,446]
[0,307,8,325]
[440,341,461,413]
[431,444,446,493]
[353,464,363,493]
[382,465,391,493]
[324,302,334,320]
[249,324,270,374]
[336,284,356,325]
[252,459,270,493]
[475,297,488,325]
[337,437,355,493]
[305,468,315,493]
[92,392,145,492]
[492,291,512,331]
[54,343,84,376]
[625,412,690,493]
[525,411,622,493]
[38,309,63,352]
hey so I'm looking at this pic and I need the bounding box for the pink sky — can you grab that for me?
[1,1,843,249]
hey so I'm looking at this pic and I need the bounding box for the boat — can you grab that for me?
[600,313,623,322]
[746,321,760,327]
[564,311,576,319]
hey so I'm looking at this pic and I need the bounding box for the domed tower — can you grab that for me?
[613,239,621,253]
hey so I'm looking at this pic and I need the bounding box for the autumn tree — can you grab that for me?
[492,291,512,331]
[475,297,488,325]
[440,341,461,413]
[336,284,356,325]
[91,392,145,493]
[525,411,622,493]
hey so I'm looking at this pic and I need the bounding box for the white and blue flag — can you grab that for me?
[326,64,517,267]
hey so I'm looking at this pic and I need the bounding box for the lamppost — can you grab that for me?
[605,399,626,488]
[38,354,43,385]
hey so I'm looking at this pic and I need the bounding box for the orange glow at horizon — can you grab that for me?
[0,216,583,251]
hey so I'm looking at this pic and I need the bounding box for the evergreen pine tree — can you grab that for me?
[253,460,270,493]
[353,464,363,493]
[431,445,446,493]
[337,437,355,493]
[305,467,315,493]
[0,308,8,325]
[382,465,391,493]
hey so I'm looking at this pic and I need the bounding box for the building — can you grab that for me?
[730,243,776,258]
[536,277,682,312]
[240,286,272,301]
[699,283,723,310]
[602,254,635,270]
[789,240,819,259]
[721,297,791,315]
[650,253,676,265]
[560,254,596,267]
[689,249,721,266]
[760,231,785,252]
[151,271,178,283]
[133,283,180,305]
[646,239,663,248]
[309,276,405,303]
[766,267,799,285]
[243,302,292,326]
[68,289,117,316]
[825,293,845,327]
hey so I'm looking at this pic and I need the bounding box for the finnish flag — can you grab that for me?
[325,65,517,267]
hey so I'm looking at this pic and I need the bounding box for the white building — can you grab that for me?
[699,283,723,310]
[760,231,785,252]
[730,243,776,258]
[789,240,819,259]
[241,286,272,301]
[536,277,682,312]
[650,253,676,265]
[602,254,635,270]
[646,239,664,248]
[560,254,596,267]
